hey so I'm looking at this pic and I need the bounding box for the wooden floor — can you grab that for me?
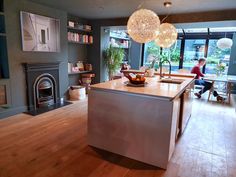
[0,98,236,177]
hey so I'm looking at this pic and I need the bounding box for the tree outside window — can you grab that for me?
[206,40,231,74]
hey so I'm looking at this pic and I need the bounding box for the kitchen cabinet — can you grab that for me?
[88,76,195,169]
[179,83,194,135]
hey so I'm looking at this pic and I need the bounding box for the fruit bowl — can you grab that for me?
[126,74,146,85]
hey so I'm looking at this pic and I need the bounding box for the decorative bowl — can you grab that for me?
[126,74,146,85]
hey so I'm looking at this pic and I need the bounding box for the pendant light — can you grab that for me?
[154,1,177,48]
[217,34,233,49]
[155,23,177,48]
[127,8,160,43]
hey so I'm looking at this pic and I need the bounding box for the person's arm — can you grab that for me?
[196,67,204,77]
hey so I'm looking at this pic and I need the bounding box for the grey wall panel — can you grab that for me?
[130,39,142,70]
[87,22,101,83]
[68,44,88,63]
[3,0,68,116]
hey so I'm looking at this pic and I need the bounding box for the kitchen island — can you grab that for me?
[88,75,194,169]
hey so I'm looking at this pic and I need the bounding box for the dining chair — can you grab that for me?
[208,81,233,104]
[227,82,234,104]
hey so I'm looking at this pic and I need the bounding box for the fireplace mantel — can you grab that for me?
[23,62,60,72]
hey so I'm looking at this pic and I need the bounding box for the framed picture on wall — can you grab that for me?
[20,11,60,52]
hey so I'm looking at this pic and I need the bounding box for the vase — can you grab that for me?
[216,71,223,77]
[147,68,155,77]
[108,71,114,80]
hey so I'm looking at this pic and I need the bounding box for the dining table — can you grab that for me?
[203,74,236,103]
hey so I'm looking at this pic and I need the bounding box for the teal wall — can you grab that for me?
[130,39,142,70]
[1,0,68,118]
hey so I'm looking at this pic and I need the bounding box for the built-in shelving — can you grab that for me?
[0,0,3,13]
[110,35,130,40]
[110,31,130,50]
[109,30,130,62]
[67,26,92,33]
[68,70,91,75]
[0,0,9,79]
[0,0,11,110]
[67,15,94,86]
[0,15,5,34]
[112,46,129,49]
[68,41,93,45]
[67,22,93,44]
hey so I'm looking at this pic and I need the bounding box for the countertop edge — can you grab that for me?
[90,87,172,101]
[90,77,195,101]
[121,70,196,78]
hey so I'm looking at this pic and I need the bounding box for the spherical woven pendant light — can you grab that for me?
[127,9,160,43]
[155,23,177,48]
[217,38,233,49]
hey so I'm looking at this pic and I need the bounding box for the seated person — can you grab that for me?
[191,58,223,101]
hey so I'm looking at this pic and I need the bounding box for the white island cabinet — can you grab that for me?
[88,76,194,169]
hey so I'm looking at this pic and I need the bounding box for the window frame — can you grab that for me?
[142,30,234,74]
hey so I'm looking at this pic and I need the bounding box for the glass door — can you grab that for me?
[205,39,231,74]
[183,39,206,71]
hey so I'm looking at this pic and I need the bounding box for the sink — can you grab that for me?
[159,78,184,84]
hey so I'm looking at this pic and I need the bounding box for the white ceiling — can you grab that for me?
[30,0,236,19]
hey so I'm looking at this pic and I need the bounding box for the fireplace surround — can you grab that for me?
[34,73,57,108]
[23,62,70,115]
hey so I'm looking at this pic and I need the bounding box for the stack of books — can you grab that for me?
[68,32,93,44]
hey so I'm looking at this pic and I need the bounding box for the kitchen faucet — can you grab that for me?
[159,59,172,78]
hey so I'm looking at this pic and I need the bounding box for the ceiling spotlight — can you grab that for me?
[164,1,172,7]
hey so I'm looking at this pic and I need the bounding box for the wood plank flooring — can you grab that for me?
[0,98,235,177]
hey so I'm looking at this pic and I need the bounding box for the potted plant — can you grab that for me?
[215,63,226,76]
[104,46,125,80]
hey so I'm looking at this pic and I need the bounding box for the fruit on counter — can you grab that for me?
[126,73,146,84]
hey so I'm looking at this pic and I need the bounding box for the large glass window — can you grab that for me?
[183,39,206,71]
[143,41,160,68]
[143,40,181,71]
[205,40,231,74]
[162,40,181,71]
[142,27,234,74]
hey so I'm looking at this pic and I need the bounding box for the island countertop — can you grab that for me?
[121,69,196,78]
[91,76,195,101]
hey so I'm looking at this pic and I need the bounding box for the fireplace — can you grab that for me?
[34,73,57,108]
[23,63,70,115]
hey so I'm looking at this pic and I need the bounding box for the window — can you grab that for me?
[184,28,208,33]
[141,27,234,74]
[143,40,181,71]
[183,39,206,71]
[162,40,181,71]
[210,27,236,33]
[205,40,231,74]
[143,41,160,68]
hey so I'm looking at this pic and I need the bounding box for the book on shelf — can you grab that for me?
[67,21,92,31]
[68,32,93,44]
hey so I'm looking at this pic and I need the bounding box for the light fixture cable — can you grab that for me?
[161,0,172,23]
[137,1,145,9]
